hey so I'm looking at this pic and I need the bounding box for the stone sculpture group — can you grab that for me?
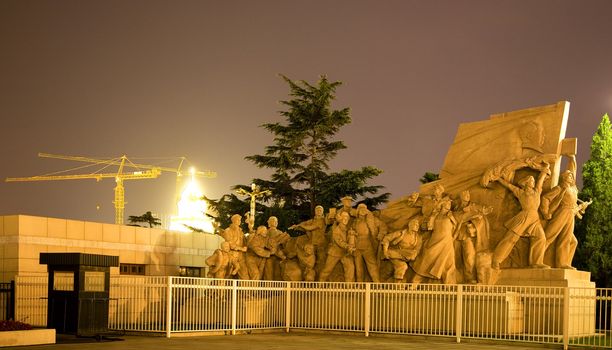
[206,101,591,284]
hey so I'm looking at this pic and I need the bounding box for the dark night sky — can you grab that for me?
[1,0,611,225]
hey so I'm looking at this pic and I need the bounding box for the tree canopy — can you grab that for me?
[575,114,612,287]
[128,211,161,228]
[419,172,440,184]
[207,75,389,231]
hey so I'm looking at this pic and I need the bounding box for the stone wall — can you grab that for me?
[0,214,223,282]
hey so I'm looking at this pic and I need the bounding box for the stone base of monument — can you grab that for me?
[494,268,596,337]
[495,268,595,288]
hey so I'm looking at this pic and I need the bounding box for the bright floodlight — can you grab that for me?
[169,169,214,233]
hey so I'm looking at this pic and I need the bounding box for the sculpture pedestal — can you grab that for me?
[495,268,595,288]
[495,268,596,337]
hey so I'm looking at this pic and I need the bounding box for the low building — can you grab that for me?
[0,214,223,282]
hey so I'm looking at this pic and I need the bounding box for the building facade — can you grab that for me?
[0,215,223,282]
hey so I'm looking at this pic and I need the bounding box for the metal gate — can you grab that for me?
[0,281,15,320]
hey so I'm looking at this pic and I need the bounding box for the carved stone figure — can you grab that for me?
[475,252,493,285]
[218,214,250,279]
[289,205,328,275]
[319,212,356,282]
[417,184,449,231]
[280,234,311,281]
[458,222,478,283]
[264,216,289,280]
[491,163,551,269]
[205,242,239,279]
[351,204,381,282]
[324,101,591,284]
[297,206,328,247]
[540,153,590,269]
[406,192,420,205]
[377,192,423,231]
[480,154,558,188]
[246,225,273,280]
[453,190,493,283]
[423,101,571,271]
[335,196,357,223]
[297,243,316,281]
[381,218,422,283]
[205,102,593,286]
[411,198,457,284]
[519,121,545,154]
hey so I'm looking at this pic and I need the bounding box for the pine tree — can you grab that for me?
[575,114,612,287]
[419,172,440,184]
[207,75,389,231]
[127,211,161,228]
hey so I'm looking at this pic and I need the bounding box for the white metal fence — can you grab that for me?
[109,276,167,332]
[14,275,47,326]
[12,275,612,349]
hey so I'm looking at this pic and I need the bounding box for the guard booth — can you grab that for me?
[39,253,119,337]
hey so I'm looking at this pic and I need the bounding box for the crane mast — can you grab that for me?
[5,153,212,225]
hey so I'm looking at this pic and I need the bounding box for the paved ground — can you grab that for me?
[5,331,562,350]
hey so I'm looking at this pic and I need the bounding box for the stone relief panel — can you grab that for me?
[206,101,588,285]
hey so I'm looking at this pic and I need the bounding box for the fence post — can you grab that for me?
[231,279,238,335]
[285,282,291,333]
[364,283,371,337]
[456,284,463,343]
[563,287,570,350]
[165,276,172,338]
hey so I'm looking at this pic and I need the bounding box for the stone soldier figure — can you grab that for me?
[218,214,250,279]
[492,163,551,269]
[540,154,590,269]
[297,243,316,281]
[351,203,381,282]
[332,196,357,225]
[453,190,493,283]
[411,198,457,284]
[289,205,328,274]
[319,212,356,282]
[264,216,289,280]
[420,184,450,231]
[381,218,422,283]
[246,225,273,280]
[205,241,240,279]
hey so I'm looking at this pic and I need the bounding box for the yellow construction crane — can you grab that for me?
[5,153,216,225]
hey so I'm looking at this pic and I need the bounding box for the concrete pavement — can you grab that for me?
[3,331,561,350]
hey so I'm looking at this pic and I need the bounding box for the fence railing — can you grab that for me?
[109,276,167,333]
[14,275,47,326]
[0,281,15,321]
[12,275,612,349]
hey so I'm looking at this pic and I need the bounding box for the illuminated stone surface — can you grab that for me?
[0,214,222,282]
